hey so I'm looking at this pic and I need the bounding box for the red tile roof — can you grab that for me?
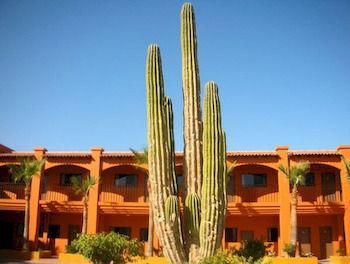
[288,150,340,156]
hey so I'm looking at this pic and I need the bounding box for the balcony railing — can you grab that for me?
[227,185,279,203]
[298,186,342,204]
[41,186,83,201]
[0,183,25,200]
[99,185,147,203]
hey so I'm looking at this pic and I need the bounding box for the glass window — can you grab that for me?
[111,227,131,238]
[267,228,278,242]
[60,174,82,186]
[225,228,237,242]
[48,225,60,238]
[115,174,137,187]
[140,228,148,242]
[304,172,315,186]
[176,174,184,187]
[241,174,267,187]
[241,231,254,241]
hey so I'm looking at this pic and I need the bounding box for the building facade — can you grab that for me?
[0,145,349,259]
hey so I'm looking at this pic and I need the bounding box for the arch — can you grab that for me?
[42,165,90,202]
[100,164,147,203]
[228,164,279,204]
[298,163,342,203]
[44,162,91,171]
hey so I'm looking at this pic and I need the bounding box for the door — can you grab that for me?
[298,227,311,256]
[322,173,336,202]
[227,175,235,202]
[68,225,81,245]
[0,222,13,249]
[319,226,333,259]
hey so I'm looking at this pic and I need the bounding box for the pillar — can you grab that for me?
[29,147,46,250]
[276,146,290,256]
[337,145,350,255]
[87,147,103,234]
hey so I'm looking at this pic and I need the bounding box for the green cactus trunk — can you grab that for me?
[146,45,186,263]
[200,82,227,258]
[181,3,203,260]
[146,3,227,264]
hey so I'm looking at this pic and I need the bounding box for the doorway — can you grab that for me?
[68,225,81,245]
[0,222,13,249]
[319,226,333,259]
[321,173,336,202]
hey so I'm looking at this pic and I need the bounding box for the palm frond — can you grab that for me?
[71,175,96,196]
[342,157,350,182]
[8,157,45,186]
[227,161,237,176]
[130,147,148,165]
[279,161,309,187]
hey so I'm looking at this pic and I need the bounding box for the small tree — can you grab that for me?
[8,157,45,251]
[130,148,154,257]
[279,161,310,256]
[71,175,96,234]
[342,157,350,182]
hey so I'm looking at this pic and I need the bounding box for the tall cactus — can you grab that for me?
[146,3,227,264]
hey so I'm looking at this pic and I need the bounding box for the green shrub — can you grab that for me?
[283,243,296,257]
[70,232,140,264]
[234,240,269,262]
[199,250,265,264]
[65,244,77,253]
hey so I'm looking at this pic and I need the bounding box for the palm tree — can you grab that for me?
[8,157,45,251]
[70,175,96,234]
[279,161,310,256]
[130,148,153,257]
[342,157,350,182]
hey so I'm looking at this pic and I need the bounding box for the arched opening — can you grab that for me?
[298,163,342,203]
[228,164,279,203]
[0,165,24,200]
[42,165,90,201]
[100,165,147,203]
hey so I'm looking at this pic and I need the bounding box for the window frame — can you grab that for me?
[225,227,238,242]
[60,173,82,186]
[241,173,267,187]
[115,174,138,187]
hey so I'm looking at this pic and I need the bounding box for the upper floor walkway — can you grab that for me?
[0,146,349,215]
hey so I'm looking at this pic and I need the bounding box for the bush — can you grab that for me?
[65,244,77,253]
[283,243,296,257]
[234,240,269,262]
[70,232,140,264]
[199,250,265,264]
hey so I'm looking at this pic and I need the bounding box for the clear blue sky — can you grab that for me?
[1,1,349,151]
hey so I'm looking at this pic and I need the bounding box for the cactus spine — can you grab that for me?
[146,3,227,264]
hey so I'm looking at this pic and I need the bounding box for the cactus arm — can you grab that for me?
[181,2,202,195]
[146,44,186,264]
[200,82,227,258]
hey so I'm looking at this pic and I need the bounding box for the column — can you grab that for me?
[337,145,350,255]
[29,147,46,250]
[276,146,290,256]
[87,147,103,234]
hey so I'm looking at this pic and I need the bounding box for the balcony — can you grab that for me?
[0,183,25,200]
[228,185,279,204]
[99,185,147,204]
[298,186,342,204]
[41,186,82,201]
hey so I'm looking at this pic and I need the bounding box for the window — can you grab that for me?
[111,227,131,238]
[298,227,311,243]
[241,174,267,187]
[140,228,148,242]
[267,228,278,242]
[48,225,60,238]
[60,174,82,186]
[305,172,315,186]
[225,228,237,242]
[241,231,254,241]
[115,174,137,187]
[176,174,184,187]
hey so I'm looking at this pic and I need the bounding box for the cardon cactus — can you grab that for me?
[146,3,227,264]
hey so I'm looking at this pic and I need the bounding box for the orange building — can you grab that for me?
[0,145,349,259]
